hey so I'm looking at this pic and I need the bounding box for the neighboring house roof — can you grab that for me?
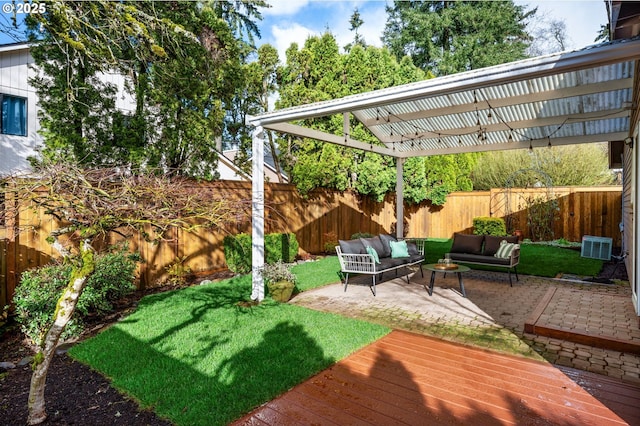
[222,149,289,183]
[216,149,250,181]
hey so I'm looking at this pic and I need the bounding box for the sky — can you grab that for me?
[258,0,609,62]
[0,1,608,58]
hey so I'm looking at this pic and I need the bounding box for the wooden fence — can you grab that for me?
[0,182,622,307]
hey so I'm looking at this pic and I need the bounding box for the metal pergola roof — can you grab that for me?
[250,37,640,157]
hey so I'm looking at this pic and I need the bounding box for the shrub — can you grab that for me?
[223,234,252,274]
[473,217,507,236]
[223,233,300,274]
[13,245,139,345]
[265,233,299,264]
[323,231,338,254]
[351,232,374,239]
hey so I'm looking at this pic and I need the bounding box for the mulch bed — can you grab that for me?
[0,262,628,425]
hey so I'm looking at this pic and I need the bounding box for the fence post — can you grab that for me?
[3,190,18,309]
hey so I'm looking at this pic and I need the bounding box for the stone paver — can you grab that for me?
[290,270,640,384]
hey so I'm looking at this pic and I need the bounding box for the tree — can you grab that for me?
[277,33,435,201]
[226,44,286,181]
[142,1,245,179]
[381,0,531,202]
[595,23,610,43]
[470,143,616,190]
[383,1,534,76]
[344,7,366,52]
[526,12,572,56]
[1,162,243,424]
[26,0,265,179]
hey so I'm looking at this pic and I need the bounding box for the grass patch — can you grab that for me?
[291,256,341,292]
[423,238,603,278]
[69,275,389,426]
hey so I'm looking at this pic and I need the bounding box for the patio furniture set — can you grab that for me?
[336,233,520,296]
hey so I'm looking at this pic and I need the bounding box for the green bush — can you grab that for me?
[223,234,252,274]
[473,217,507,236]
[266,233,299,264]
[223,233,300,274]
[13,245,139,345]
[351,232,374,239]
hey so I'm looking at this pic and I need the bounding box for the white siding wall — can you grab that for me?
[0,44,39,175]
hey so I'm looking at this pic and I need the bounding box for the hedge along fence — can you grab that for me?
[223,233,299,274]
[0,181,622,306]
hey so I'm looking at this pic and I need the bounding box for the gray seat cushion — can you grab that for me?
[449,253,512,266]
[360,236,386,258]
[450,233,484,255]
[378,234,396,258]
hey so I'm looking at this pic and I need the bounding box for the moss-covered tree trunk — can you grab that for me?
[27,241,95,425]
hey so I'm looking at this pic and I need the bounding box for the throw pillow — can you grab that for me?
[407,242,419,255]
[494,240,518,259]
[390,240,410,258]
[366,246,380,264]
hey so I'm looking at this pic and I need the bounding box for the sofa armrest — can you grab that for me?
[510,246,520,266]
[402,238,426,256]
[335,246,376,273]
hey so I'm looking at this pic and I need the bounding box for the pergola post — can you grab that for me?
[396,158,405,239]
[251,126,265,301]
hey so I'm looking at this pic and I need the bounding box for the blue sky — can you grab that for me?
[258,0,608,61]
[0,1,608,59]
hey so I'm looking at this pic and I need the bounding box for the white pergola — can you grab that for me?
[247,38,640,303]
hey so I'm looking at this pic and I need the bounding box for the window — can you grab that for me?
[1,94,27,136]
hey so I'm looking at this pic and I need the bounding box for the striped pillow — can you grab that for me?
[494,241,518,259]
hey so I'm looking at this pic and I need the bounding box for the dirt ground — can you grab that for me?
[0,262,629,425]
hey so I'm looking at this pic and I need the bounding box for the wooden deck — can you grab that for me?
[233,330,640,425]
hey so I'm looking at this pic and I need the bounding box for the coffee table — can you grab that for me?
[424,263,470,297]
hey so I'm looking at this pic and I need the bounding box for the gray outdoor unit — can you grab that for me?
[581,236,613,261]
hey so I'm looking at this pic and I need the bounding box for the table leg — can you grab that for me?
[425,271,436,296]
[457,272,466,298]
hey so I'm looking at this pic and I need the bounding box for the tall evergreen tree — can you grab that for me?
[383,0,534,76]
[345,7,366,52]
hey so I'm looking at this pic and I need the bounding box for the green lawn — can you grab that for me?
[69,239,603,425]
[69,272,388,426]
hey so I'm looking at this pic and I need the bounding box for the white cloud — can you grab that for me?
[262,0,310,17]
[271,23,319,61]
[358,3,386,47]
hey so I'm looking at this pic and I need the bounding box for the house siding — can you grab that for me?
[0,43,39,175]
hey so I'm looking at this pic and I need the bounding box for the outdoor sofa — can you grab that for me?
[445,233,520,286]
[336,235,425,296]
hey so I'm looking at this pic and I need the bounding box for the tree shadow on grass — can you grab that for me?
[69,281,339,426]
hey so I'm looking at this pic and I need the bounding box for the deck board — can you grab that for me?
[233,330,640,425]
